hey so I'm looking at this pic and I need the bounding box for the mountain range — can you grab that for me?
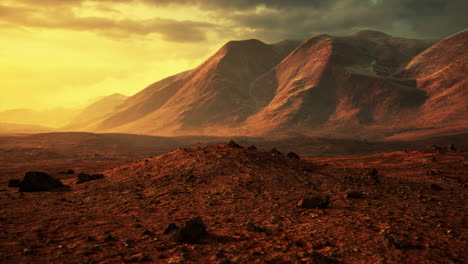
[8,29,468,139]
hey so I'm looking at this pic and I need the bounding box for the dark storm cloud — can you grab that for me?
[0,0,466,41]
[143,0,468,40]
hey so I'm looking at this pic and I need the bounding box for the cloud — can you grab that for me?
[0,3,216,42]
[0,0,466,42]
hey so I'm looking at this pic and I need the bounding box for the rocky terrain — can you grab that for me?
[0,141,466,263]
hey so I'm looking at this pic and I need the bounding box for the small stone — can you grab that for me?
[164,223,178,234]
[103,234,117,242]
[346,191,363,199]
[77,173,104,184]
[227,140,242,148]
[246,222,267,232]
[142,229,154,237]
[247,145,257,151]
[297,195,330,209]
[86,236,95,242]
[271,148,283,155]
[8,179,21,187]
[23,248,33,255]
[125,253,151,263]
[286,152,300,159]
[431,184,443,191]
[171,217,207,243]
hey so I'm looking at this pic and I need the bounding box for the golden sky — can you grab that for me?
[0,0,465,111]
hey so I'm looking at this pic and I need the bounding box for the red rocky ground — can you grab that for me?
[0,143,466,263]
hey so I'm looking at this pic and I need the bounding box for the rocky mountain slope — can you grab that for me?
[83,29,466,139]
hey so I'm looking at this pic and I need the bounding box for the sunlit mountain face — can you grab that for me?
[0,0,466,114]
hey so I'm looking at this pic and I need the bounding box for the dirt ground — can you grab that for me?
[0,143,466,264]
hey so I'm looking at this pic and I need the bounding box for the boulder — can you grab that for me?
[19,171,64,192]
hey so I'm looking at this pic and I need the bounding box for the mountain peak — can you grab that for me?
[349,29,391,40]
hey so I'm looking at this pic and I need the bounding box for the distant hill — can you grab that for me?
[64,93,128,130]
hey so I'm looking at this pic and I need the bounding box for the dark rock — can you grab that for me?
[171,217,207,243]
[246,222,267,232]
[58,169,75,174]
[219,259,233,264]
[8,179,21,187]
[346,191,363,199]
[247,145,257,151]
[449,144,456,152]
[86,236,95,242]
[271,148,283,155]
[142,229,154,237]
[23,248,33,255]
[77,173,104,184]
[103,234,117,242]
[19,171,64,192]
[308,252,340,264]
[431,184,443,191]
[125,253,151,263]
[227,140,242,148]
[386,235,423,250]
[286,152,300,159]
[297,195,330,209]
[370,168,378,177]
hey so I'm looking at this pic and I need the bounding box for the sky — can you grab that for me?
[0,0,467,111]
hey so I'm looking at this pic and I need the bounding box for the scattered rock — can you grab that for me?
[308,252,340,264]
[271,148,283,155]
[286,152,300,159]
[125,253,151,263]
[246,222,267,232]
[19,171,64,192]
[164,223,179,234]
[7,179,21,187]
[346,191,363,199]
[370,168,378,177]
[85,236,95,242]
[142,229,154,237]
[58,169,75,174]
[297,195,330,209]
[431,184,443,191]
[103,234,117,242]
[247,145,257,151]
[23,248,33,255]
[227,140,243,148]
[449,144,456,152]
[77,173,104,184]
[171,217,207,243]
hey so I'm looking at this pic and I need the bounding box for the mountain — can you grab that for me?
[0,108,80,128]
[395,29,468,129]
[82,29,466,139]
[90,39,300,135]
[0,122,52,135]
[243,30,434,138]
[64,93,127,130]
